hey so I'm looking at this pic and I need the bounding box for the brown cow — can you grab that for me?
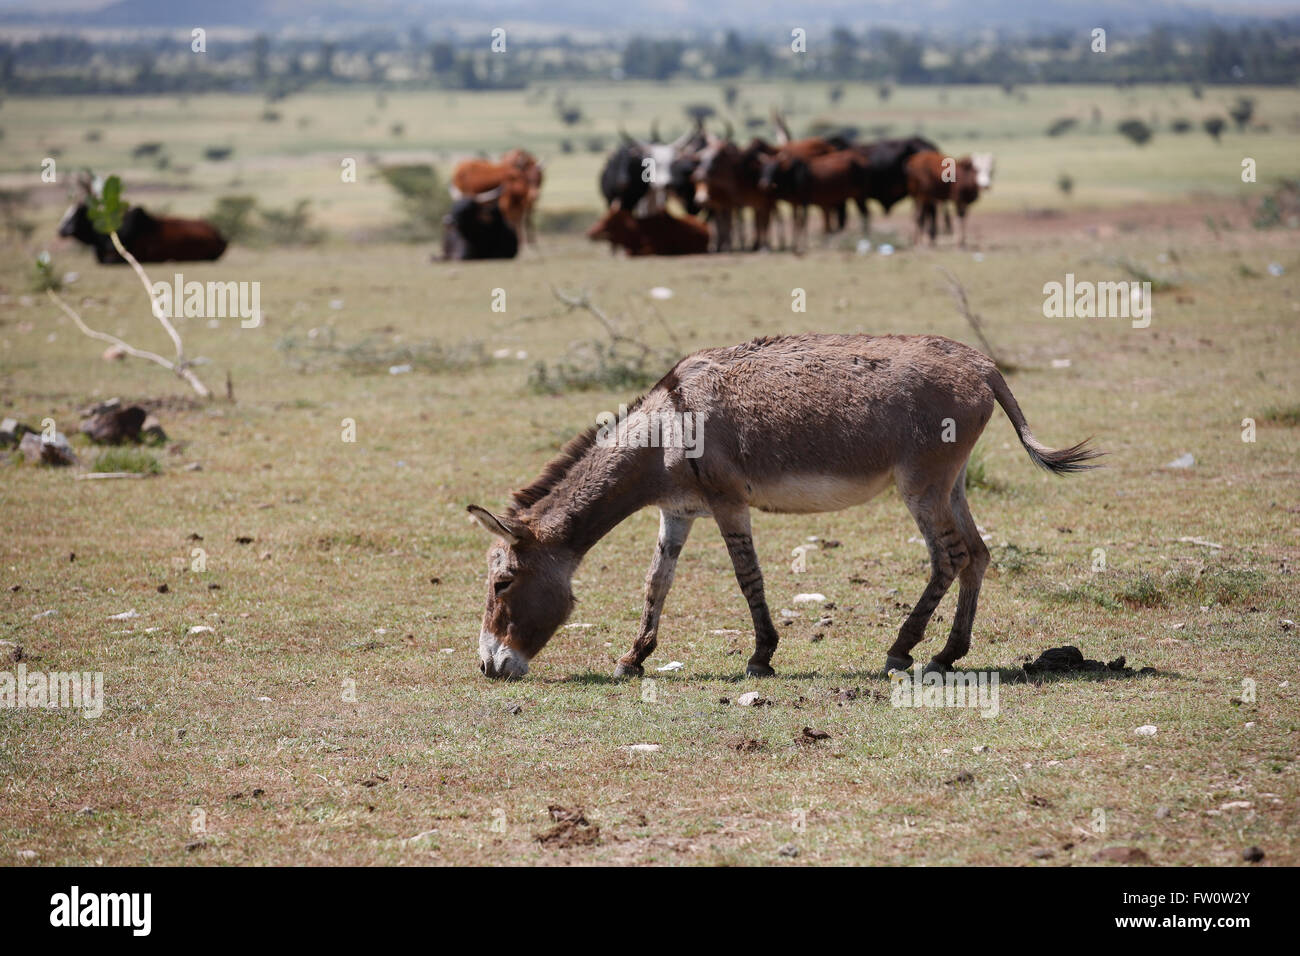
[59,203,227,264]
[905,151,995,247]
[451,149,544,248]
[692,137,782,251]
[586,209,710,256]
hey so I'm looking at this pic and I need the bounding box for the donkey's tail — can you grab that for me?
[988,369,1102,475]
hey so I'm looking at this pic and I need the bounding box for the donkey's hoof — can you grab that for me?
[612,661,644,678]
[745,661,776,678]
[883,655,914,676]
[923,659,953,675]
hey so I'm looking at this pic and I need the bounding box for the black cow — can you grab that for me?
[441,197,518,261]
[849,136,941,222]
[599,144,651,212]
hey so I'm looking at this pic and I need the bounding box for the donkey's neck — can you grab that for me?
[524,442,661,556]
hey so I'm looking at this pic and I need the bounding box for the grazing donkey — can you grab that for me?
[469,334,1098,680]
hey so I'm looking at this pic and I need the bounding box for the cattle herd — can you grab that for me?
[448,111,994,259]
[55,113,993,264]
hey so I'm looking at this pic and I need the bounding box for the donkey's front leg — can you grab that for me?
[614,511,694,678]
[714,505,780,677]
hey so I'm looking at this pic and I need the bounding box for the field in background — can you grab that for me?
[1,82,1297,235]
[1,82,1298,865]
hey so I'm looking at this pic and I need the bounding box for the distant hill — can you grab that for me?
[0,0,1294,32]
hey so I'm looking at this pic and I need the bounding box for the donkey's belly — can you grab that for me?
[747,470,893,514]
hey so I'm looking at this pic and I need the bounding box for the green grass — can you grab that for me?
[90,446,161,474]
[0,83,1298,866]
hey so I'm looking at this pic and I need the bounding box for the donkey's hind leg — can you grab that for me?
[884,478,970,674]
[928,468,991,671]
[714,504,780,677]
[614,511,694,678]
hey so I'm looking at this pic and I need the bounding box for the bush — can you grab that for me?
[258,199,323,246]
[206,195,258,243]
[203,145,234,162]
[1203,116,1226,141]
[378,163,450,241]
[1117,118,1152,146]
[1046,117,1077,137]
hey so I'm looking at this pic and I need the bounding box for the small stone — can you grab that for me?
[1135,725,1158,736]
[777,843,799,858]
[736,692,764,707]
[1092,846,1151,864]
[1242,846,1265,863]
[1030,848,1055,859]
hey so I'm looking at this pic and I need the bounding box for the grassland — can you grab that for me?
[1,82,1298,865]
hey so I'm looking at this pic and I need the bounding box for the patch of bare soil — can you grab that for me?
[959,196,1264,247]
[536,805,600,848]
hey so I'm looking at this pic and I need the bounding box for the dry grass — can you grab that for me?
[1,87,1298,865]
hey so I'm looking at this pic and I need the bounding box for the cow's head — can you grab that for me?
[970,153,995,190]
[468,506,577,679]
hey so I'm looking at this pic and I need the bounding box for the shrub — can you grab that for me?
[378,163,450,241]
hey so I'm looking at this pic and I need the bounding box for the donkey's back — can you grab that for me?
[660,334,1000,511]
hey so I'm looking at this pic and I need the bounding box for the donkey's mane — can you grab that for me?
[507,391,649,515]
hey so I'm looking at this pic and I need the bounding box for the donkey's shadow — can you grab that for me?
[554,665,1174,686]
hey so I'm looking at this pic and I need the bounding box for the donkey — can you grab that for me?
[469,334,1098,680]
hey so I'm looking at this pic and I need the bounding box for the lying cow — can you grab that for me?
[58,203,227,264]
[442,194,518,261]
[905,151,995,246]
[451,149,543,249]
[586,209,710,256]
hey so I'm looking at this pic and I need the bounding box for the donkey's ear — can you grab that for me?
[467,505,524,545]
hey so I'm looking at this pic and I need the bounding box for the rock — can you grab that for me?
[1155,806,1171,819]
[80,403,147,444]
[1135,725,1158,736]
[1030,848,1055,859]
[1165,453,1195,469]
[141,413,167,443]
[792,593,826,604]
[0,640,22,663]
[777,843,799,858]
[622,743,661,752]
[736,692,766,707]
[1092,846,1152,864]
[19,431,77,467]
[0,418,34,448]
[107,609,138,621]
[1242,846,1265,863]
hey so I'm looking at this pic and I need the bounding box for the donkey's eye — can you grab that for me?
[493,579,512,597]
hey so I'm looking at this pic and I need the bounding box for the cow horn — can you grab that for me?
[473,185,503,203]
[618,126,639,148]
[771,109,790,145]
[649,119,661,144]
[723,120,734,142]
[670,121,699,151]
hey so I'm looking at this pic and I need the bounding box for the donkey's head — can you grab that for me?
[468,505,577,679]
